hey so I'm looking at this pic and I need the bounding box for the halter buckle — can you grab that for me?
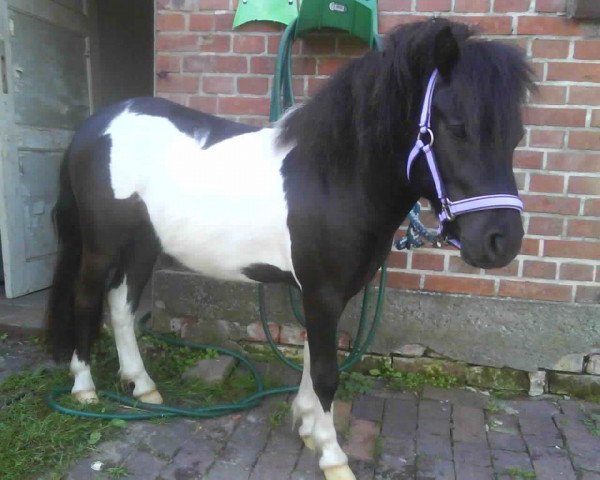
[441,198,455,221]
[417,127,435,147]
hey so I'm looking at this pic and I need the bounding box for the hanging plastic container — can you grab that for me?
[233,0,299,29]
[295,0,378,46]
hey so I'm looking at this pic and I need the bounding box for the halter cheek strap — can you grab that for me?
[406,70,524,249]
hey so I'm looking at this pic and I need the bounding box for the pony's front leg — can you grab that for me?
[293,290,355,480]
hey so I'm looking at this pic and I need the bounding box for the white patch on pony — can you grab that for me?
[105,110,298,285]
[70,351,97,402]
[293,342,348,470]
[108,276,158,400]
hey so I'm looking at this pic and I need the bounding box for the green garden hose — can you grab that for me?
[47,17,389,421]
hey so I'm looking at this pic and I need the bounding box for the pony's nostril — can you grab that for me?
[488,232,505,257]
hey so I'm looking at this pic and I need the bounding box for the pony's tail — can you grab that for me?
[46,150,82,362]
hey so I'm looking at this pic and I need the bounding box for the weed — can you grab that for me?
[106,466,129,478]
[1,332,8,340]
[0,330,263,479]
[368,358,460,392]
[269,401,291,428]
[503,467,536,479]
[485,399,502,414]
[336,372,375,400]
[583,414,600,436]
[373,436,384,460]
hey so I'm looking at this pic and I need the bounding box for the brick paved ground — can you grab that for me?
[2,340,599,480]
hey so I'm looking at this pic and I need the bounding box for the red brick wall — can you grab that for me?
[155,0,600,305]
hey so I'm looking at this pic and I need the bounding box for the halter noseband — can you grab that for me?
[406,70,524,249]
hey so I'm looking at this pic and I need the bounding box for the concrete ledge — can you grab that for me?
[152,269,600,373]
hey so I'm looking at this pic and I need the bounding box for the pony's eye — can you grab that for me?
[448,123,466,139]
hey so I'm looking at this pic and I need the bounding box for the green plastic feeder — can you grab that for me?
[296,0,378,47]
[233,0,299,29]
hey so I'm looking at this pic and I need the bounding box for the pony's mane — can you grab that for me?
[280,18,534,178]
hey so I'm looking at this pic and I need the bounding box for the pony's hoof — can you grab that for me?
[323,465,356,480]
[136,389,163,404]
[73,389,99,404]
[301,435,316,451]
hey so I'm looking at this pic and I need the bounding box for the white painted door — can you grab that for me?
[0,0,93,297]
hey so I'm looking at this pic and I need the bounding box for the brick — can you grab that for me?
[454,0,490,12]
[545,240,600,260]
[278,324,306,346]
[157,0,195,10]
[379,0,413,10]
[547,63,600,84]
[499,280,572,302]
[531,39,570,59]
[547,152,600,173]
[155,92,188,104]
[189,95,218,113]
[529,174,565,193]
[522,195,579,215]
[202,76,234,94]
[387,271,421,290]
[237,76,269,95]
[448,15,512,34]
[527,216,563,236]
[250,56,275,74]
[594,109,600,127]
[388,251,408,269]
[267,35,301,55]
[245,321,280,343]
[568,176,600,194]
[448,256,481,274]
[569,87,600,106]
[567,219,600,239]
[559,263,594,281]
[379,14,429,33]
[198,34,231,53]
[156,33,198,51]
[523,260,557,279]
[574,39,600,59]
[529,129,564,149]
[233,35,265,54]
[236,21,283,33]
[352,395,385,423]
[197,0,229,9]
[343,418,379,461]
[184,55,247,73]
[219,97,270,116]
[300,35,336,55]
[307,77,329,96]
[453,406,487,443]
[569,131,600,151]
[576,285,600,303]
[336,36,370,56]
[156,74,199,93]
[416,0,451,11]
[520,238,540,255]
[485,260,519,277]
[156,54,181,73]
[157,13,186,31]
[189,13,214,31]
[514,150,543,169]
[584,198,600,215]
[524,107,586,127]
[517,16,584,36]
[424,275,495,296]
[535,0,566,12]
[317,57,348,76]
[531,85,568,106]
[411,253,445,271]
[214,12,235,31]
[493,0,530,11]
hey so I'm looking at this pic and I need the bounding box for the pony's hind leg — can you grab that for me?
[70,250,113,403]
[108,231,162,404]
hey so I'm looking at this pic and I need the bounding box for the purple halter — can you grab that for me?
[406,70,524,249]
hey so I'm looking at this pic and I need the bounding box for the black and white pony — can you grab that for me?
[47,19,532,480]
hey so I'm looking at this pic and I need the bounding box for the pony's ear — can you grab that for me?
[434,26,460,78]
